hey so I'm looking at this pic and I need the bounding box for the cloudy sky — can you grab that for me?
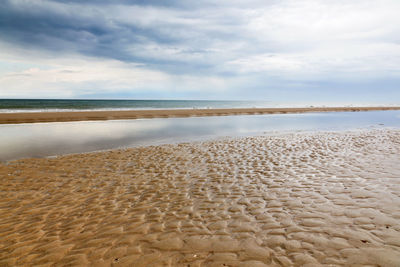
[0,0,399,104]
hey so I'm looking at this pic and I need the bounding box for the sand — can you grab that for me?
[1,106,400,124]
[1,129,400,266]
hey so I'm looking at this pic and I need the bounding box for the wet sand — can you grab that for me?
[1,129,400,266]
[1,106,400,124]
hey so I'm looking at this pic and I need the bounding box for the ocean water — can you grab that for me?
[0,99,273,112]
[1,110,400,161]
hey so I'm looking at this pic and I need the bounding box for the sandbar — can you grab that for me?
[1,129,400,266]
[1,106,400,124]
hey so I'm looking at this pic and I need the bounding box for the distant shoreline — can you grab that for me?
[0,106,399,124]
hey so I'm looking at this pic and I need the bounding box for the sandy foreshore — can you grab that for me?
[1,129,400,266]
[1,106,400,124]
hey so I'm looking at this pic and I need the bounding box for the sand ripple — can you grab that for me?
[1,129,400,266]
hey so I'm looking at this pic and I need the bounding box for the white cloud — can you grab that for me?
[0,56,166,97]
[220,0,400,77]
[226,42,400,80]
[0,43,229,98]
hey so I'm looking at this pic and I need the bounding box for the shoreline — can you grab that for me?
[0,106,400,124]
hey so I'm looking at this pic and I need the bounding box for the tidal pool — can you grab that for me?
[1,110,400,161]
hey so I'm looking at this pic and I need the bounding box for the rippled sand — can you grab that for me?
[1,129,400,266]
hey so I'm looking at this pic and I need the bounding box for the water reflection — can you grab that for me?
[1,111,400,161]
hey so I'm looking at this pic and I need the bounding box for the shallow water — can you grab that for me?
[1,110,400,161]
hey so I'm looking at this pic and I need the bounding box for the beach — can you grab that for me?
[2,0,400,265]
[1,106,400,124]
[1,128,400,266]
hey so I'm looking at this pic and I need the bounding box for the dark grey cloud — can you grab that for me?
[0,0,250,74]
[0,2,169,51]
[50,0,188,7]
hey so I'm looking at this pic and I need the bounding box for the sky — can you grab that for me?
[0,0,399,104]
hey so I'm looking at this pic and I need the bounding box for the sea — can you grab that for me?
[0,99,276,113]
